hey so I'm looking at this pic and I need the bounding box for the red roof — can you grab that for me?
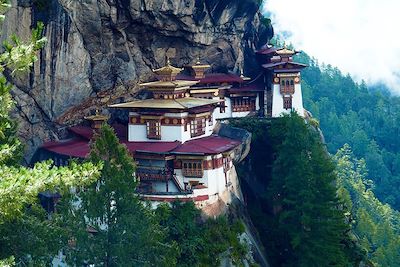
[123,141,181,154]
[229,83,264,93]
[178,73,243,84]
[69,126,94,140]
[262,61,307,70]
[256,46,277,55]
[40,127,239,158]
[172,135,240,155]
[41,139,90,158]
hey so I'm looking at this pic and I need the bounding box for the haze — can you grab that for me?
[263,0,400,93]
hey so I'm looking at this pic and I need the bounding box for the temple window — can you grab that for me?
[182,161,203,177]
[220,100,226,113]
[209,114,213,126]
[232,98,256,112]
[190,117,206,137]
[280,78,295,94]
[283,96,292,110]
[146,120,161,139]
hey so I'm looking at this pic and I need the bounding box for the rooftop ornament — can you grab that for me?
[152,57,183,82]
[84,109,109,129]
[189,56,211,79]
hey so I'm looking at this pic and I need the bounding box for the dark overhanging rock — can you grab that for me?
[2,0,273,162]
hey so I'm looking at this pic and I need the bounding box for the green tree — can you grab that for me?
[334,145,400,266]
[0,1,101,264]
[59,124,177,266]
[267,113,358,267]
[155,202,249,267]
[296,49,400,210]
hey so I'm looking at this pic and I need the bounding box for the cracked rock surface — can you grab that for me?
[2,0,273,162]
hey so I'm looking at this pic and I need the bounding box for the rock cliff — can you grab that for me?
[2,0,273,162]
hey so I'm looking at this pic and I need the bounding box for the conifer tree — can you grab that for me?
[0,2,100,265]
[59,124,177,266]
[267,113,356,266]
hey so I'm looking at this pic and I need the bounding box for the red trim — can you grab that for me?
[140,194,209,202]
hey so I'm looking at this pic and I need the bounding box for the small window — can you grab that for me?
[146,120,161,139]
[283,96,292,110]
[182,160,203,177]
[209,114,213,126]
[190,117,206,137]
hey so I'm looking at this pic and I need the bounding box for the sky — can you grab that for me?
[263,0,400,93]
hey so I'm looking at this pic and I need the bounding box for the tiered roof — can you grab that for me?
[38,125,240,158]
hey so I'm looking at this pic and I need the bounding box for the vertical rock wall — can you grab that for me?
[2,0,273,161]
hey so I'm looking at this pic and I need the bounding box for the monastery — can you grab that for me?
[33,44,307,207]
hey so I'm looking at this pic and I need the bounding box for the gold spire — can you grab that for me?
[276,44,296,56]
[188,55,211,79]
[152,57,183,81]
[84,109,109,129]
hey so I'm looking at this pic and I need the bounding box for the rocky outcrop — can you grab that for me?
[2,0,273,162]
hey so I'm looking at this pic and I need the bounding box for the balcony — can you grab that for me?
[182,169,203,178]
[136,167,171,181]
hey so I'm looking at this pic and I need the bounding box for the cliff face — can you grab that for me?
[2,0,273,161]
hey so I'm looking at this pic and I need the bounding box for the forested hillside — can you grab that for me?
[295,52,400,210]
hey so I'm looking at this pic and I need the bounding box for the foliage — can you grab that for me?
[0,1,100,265]
[268,113,360,266]
[232,115,363,266]
[334,145,400,266]
[58,124,177,266]
[155,202,249,267]
[296,51,400,210]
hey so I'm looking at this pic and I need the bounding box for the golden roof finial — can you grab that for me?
[166,56,171,66]
[196,56,201,65]
[84,109,109,122]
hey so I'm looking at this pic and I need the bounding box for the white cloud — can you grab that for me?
[263,0,400,93]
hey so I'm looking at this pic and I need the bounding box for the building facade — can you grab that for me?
[34,45,307,206]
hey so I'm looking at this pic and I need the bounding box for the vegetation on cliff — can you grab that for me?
[335,145,400,266]
[296,51,400,211]
[0,2,101,265]
[232,114,364,266]
[232,112,400,266]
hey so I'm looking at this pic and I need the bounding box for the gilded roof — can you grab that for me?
[140,80,199,89]
[276,47,296,56]
[109,97,221,110]
[84,110,109,121]
[152,59,183,76]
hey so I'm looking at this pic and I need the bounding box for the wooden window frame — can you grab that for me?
[190,117,206,137]
[232,97,256,112]
[209,114,213,126]
[146,120,161,140]
[182,161,204,177]
[283,96,292,110]
[280,78,295,95]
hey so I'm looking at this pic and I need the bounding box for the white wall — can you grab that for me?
[213,97,232,120]
[152,180,179,193]
[232,111,251,118]
[128,112,215,143]
[272,83,304,117]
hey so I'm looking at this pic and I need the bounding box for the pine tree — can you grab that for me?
[59,124,177,266]
[267,113,355,267]
[0,2,100,264]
